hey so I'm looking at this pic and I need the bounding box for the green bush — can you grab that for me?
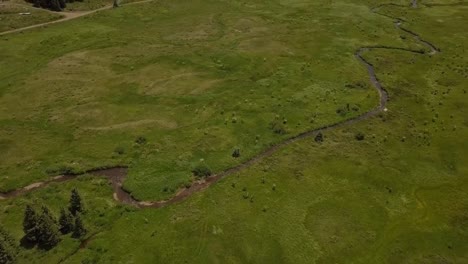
[232,148,240,158]
[192,164,212,178]
[355,132,365,141]
[314,132,324,143]
[270,121,287,135]
[135,136,147,145]
[114,147,125,155]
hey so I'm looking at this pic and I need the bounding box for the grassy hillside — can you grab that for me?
[0,2,63,32]
[0,0,467,263]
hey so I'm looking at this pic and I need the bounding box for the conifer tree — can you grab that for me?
[37,206,60,249]
[39,0,49,9]
[49,0,61,11]
[72,214,86,239]
[58,208,74,235]
[68,189,84,216]
[22,205,39,243]
[32,0,40,7]
[0,227,17,264]
[58,0,66,9]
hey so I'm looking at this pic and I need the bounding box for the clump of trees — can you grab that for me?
[22,207,60,249]
[26,0,83,12]
[22,189,87,250]
[0,226,17,264]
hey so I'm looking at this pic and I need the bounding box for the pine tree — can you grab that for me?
[32,0,41,8]
[22,205,39,243]
[72,214,86,239]
[68,189,84,216]
[0,239,14,264]
[49,0,61,11]
[58,0,66,9]
[39,0,49,9]
[37,206,60,249]
[0,227,17,264]
[58,208,74,234]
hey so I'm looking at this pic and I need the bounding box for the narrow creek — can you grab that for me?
[0,1,439,209]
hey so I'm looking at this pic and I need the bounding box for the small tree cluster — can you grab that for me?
[36,207,61,249]
[23,206,60,249]
[27,0,83,11]
[22,189,86,250]
[0,227,17,264]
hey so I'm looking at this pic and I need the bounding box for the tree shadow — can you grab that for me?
[19,236,36,250]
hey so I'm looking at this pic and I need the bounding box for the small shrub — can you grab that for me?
[314,132,324,143]
[135,136,147,145]
[270,121,287,135]
[192,164,212,178]
[114,147,125,155]
[46,165,76,175]
[232,149,240,158]
[355,132,365,141]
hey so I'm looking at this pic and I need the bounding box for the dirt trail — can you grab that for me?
[0,0,154,36]
[0,1,440,209]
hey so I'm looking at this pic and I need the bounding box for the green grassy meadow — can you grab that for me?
[0,2,63,32]
[0,0,467,263]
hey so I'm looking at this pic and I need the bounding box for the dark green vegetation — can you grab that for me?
[24,0,113,12]
[27,0,70,12]
[0,0,467,263]
[0,227,17,264]
[21,190,86,251]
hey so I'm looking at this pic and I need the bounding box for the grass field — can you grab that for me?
[0,0,467,263]
[0,2,63,32]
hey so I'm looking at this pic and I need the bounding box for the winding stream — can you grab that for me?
[0,1,439,209]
